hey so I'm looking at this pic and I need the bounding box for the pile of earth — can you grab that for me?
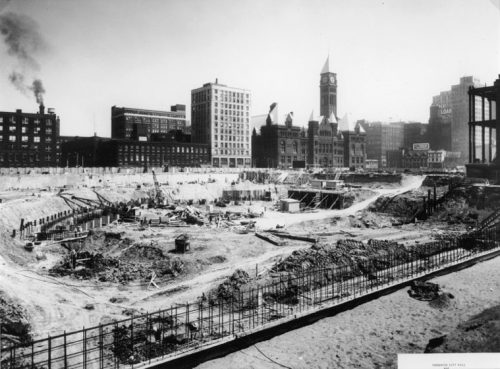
[425,304,500,353]
[408,281,454,309]
[270,238,413,275]
[348,210,395,228]
[421,174,464,187]
[211,269,253,302]
[369,191,424,220]
[0,292,32,345]
[49,243,185,283]
[432,197,479,226]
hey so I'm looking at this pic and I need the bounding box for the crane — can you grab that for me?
[151,170,165,207]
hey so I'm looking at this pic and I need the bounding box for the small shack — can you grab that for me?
[280,198,300,213]
[175,234,190,253]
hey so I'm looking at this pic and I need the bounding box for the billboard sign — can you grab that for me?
[413,143,430,151]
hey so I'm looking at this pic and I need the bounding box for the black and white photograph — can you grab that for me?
[0,0,499,368]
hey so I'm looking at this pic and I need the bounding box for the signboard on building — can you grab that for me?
[412,143,430,151]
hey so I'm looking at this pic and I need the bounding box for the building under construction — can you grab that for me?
[466,75,500,182]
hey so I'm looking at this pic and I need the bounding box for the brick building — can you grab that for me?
[307,113,344,168]
[61,136,209,168]
[252,103,307,168]
[339,114,366,169]
[111,105,188,142]
[0,105,60,167]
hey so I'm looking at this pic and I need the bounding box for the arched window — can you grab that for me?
[280,140,286,154]
[293,141,298,154]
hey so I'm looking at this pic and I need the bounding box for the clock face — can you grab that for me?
[330,76,335,83]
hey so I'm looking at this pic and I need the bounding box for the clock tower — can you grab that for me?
[320,56,337,119]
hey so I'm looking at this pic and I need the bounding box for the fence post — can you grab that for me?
[47,334,51,369]
[64,331,67,369]
[83,328,87,369]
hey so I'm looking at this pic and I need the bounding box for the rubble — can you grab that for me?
[0,292,32,345]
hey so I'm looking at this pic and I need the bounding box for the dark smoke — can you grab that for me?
[9,70,27,93]
[0,10,48,103]
[30,79,45,104]
[0,0,10,13]
[0,12,46,69]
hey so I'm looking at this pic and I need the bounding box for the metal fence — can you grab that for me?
[2,225,500,369]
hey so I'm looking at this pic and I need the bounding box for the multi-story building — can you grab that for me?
[307,113,344,168]
[111,105,188,142]
[403,122,428,150]
[252,103,307,168]
[61,136,210,168]
[191,80,251,168]
[451,76,483,163]
[338,114,366,169]
[360,121,404,167]
[0,105,60,167]
[428,76,482,164]
[428,91,452,151]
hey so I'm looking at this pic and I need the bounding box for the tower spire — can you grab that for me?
[321,55,332,74]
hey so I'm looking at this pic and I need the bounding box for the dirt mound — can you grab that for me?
[422,175,464,187]
[408,281,440,301]
[429,292,454,309]
[348,211,394,228]
[369,191,423,219]
[0,292,32,345]
[213,269,252,301]
[120,243,165,260]
[426,304,500,353]
[49,249,184,283]
[270,238,411,275]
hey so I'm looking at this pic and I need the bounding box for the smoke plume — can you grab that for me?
[30,79,45,104]
[0,8,48,104]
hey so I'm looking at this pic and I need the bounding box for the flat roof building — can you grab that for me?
[191,80,251,168]
[0,105,60,167]
[111,105,188,142]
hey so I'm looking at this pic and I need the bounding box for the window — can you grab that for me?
[34,136,40,143]
[9,135,16,142]
[280,140,286,154]
[21,136,28,142]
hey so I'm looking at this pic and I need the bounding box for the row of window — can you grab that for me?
[213,135,250,143]
[0,126,52,134]
[0,136,49,143]
[0,152,55,163]
[0,117,53,125]
[119,145,208,154]
[213,149,250,156]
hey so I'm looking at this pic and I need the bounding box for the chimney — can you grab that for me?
[39,103,45,115]
[215,78,218,84]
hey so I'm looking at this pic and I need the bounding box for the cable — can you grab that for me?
[253,344,293,369]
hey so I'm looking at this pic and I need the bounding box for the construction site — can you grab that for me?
[0,168,500,369]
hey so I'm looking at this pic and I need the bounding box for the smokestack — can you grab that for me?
[39,103,44,115]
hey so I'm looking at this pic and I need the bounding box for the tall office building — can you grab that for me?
[451,76,482,163]
[428,91,452,151]
[360,121,404,167]
[429,76,482,163]
[191,80,251,168]
[319,56,337,118]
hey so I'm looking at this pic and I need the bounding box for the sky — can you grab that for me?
[0,0,499,137]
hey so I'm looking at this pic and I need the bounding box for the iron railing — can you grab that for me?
[1,224,499,369]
